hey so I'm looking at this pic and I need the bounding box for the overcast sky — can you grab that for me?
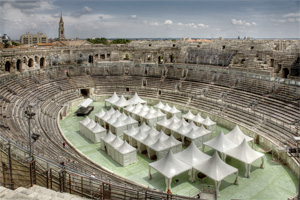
[0,0,299,40]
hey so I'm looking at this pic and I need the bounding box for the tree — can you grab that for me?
[110,39,131,44]
[86,37,108,45]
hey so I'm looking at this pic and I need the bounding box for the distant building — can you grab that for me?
[20,32,48,45]
[58,13,66,41]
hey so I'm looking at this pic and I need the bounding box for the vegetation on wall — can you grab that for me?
[86,38,131,45]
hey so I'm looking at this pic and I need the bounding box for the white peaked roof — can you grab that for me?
[133,129,148,141]
[202,116,216,126]
[185,121,199,131]
[78,98,93,108]
[146,126,159,137]
[138,107,149,117]
[175,141,211,166]
[184,128,203,139]
[106,115,117,125]
[113,118,126,128]
[157,117,171,127]
[116,141,136,154]
[150,138,169,151]
[169,120,182,130]
[225,125,253,145]
[155,109,166,118]
[135,103,143,110]
[110,136,124,148]
[124,115,137,125]
[154,101,165,109]
[155,130,169,141]
[183,111,196,120]
[139,122,151,132]
[124,126,139,136]
[95,109,106,118]
[144,111,157,120]
[198,125,212,135]
[91,123,106,133]
[141,134,158,146]
[86,120,96,130]
[169,105,181,114]
[128,92,146,105]
[107,107,116,115]
[114,95,129,108]
[149,107,157,114]
[204,131,237,153]
[194,152,238,182]
[179,118,189,126]
[119,112,128,121]
[102,131,116,143]
[166,135,181,147]
[168,115,180,123]
[175,124,189,135]
[149,150,192,179]
[80,116,91,126]
[163,103,172,111]
[193,113,205,123]
[112,110,122,118]
[125,104,135,112]
[225,139,264,164]
[132,105,142,114]
[105,92,120,104]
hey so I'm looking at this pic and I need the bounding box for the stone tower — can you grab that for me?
[58,13,66,41]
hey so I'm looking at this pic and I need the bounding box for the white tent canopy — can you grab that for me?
[193,152,239,196]
[149,150,192,192]
[113,95,129,108]
[90,123,106,143]
[95,109,106,123]
[225,139,264,178]
[105,92,120,105]
[154,101,165,110]
[128,92,146,105]
[100,131,116,151]
[193,113,205,125]
[106,136,124,159]
[114,141,138,166]
[78,98,93,108]
[203,130,237,160]
[175,141,211,182]
[202,116,217,132]
[182,111,196,121]
[225,125,254,146]
[147,138,170,159]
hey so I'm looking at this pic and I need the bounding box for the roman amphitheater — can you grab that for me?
[0,38,299,199]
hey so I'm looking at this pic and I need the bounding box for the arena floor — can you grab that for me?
[59,102,298,199]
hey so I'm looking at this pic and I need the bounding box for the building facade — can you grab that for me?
[20,32,48,45]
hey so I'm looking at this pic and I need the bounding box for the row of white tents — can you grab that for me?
[123,123,182,160]
[124,104,166,126]
[79,117,106,143]
[100,131,138,166]
[183,111,217,132]
[154,101,182,118]
[95,107,138,136]
[105,92,146,108]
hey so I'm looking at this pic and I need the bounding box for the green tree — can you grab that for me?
[110,39,131,44]
[86,37,108,45]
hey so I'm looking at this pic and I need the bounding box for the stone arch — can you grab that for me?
[16,59,22,72]
[88,55,93,63]
[28,58,34,68]
[5,61,11,72]
[282,68,289,78]
[40,57,45,68]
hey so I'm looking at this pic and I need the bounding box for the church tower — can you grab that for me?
[58,13,66,41]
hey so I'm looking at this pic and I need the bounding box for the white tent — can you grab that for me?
[225,139,264,178]
[185,121,199,132]
[114,141,138,166]
[110,118,127,136]
[168,115,180,124]
[197,125,213,141]
[172,124,189,140]
[165,135,182,154]
[128,92,146,105]
[85,120,96,138]
[78,98,93,108]
[131,129,148,147]
[154,101,165,110]
[95,109,106,124]
[203,130,237,160]
[138,134,158,154]
[175,141,211,182]
[155,109,166,121]
[113,95,129,108]
[161,103,172,116]
[106,136,124,159]
[154,130,170,141]
[124,104,135,115]
[148,150,192,193]
[105,92,120,105]
[192,113,205,125]
[90,123,106,143]
[225,125,254,146]
[138,122,151,132]
[119,112,128,121]
[202,116,216,132]
[123,125,139,143]
[107,107,116,115]
[123,115,138,129]
[156,117,171,132]
[193,152,239,197]
[168,105,181,118]
[79,116,91,133]
[182,111,196,122]
[182,128,209,148]
[100,131,116,151]
[147,138,170,159]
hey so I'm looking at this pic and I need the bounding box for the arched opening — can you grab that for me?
[88,55,93,63]
[28,58,34,68]
[23,57,27,64]
[282,68,289,78]
[5,61,11,72]
[158,56,162,64]
[270,59,274,67]
[35,56,39,63]
[40,57,45,68]
[17,59,22,72]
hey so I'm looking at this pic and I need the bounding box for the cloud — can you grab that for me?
[164,20,172,25]
[197,23,209,28]
[128,15,137,19]
[231,19,257,26]
[283,13,300,18]
[177,22,209,28]
[6,0,58,13]
[71,6,93,18]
